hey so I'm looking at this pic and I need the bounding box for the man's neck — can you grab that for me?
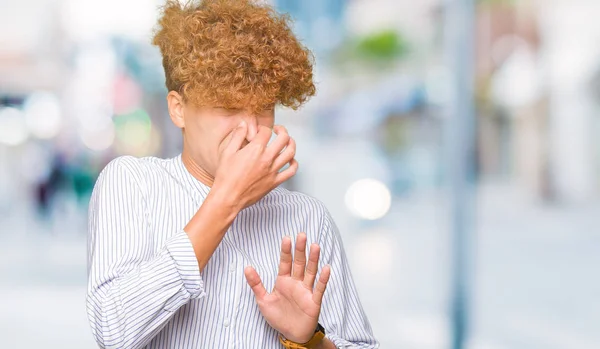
[181,148,214,188]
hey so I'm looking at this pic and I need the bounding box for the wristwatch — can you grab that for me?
[279,323,326,349]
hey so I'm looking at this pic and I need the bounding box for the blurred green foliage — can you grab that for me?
[355,29,408,61]
[331,29,408,70]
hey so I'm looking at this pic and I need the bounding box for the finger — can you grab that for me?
[265,125,290,160]
[278,236,293,276]
[302,243,320,290]
[244,266,267,301]
[249,125,272,147]
[292,233,307,281]
[271,137,295,172]
[274,158,298,185]
[312,265,331,306]
[223,121,248,155]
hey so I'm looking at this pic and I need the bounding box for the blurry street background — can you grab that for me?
[1,0,599,348]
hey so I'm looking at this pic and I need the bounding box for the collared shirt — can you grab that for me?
[86,154,378,349]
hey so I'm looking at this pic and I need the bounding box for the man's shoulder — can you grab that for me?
[260,188,337,237]
[266,187,329,216]
[98,155,170,188]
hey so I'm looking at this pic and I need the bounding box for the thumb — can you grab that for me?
[244,266,267,300]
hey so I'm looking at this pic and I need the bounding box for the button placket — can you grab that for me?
[225,251,240,333]
[230,255,246,345]
[222,237,245,347]
[222,249,234,334]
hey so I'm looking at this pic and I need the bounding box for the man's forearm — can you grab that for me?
[184,188,240,271]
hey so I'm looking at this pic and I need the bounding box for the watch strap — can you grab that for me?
[279,323,326,349]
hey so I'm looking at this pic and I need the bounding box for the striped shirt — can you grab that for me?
[86,154,378,349]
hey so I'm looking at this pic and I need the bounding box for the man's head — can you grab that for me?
[152,0,315,178]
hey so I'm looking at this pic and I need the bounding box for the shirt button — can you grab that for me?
[229,263,235,272]
[224,319,230,327]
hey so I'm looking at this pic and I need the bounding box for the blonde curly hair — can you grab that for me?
[152,0,316,113]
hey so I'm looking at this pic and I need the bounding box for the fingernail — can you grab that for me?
[239,120,246,128]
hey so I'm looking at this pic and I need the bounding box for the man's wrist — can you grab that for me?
[203,187,242,222]
[187,191,238,236]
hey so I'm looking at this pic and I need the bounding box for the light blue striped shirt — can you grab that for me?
[86,154,378,349]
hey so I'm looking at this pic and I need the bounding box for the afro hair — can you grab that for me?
[152,0,316,113]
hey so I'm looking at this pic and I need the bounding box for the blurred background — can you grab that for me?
[1,0,599,348]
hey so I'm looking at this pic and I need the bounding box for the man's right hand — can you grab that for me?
[212,121,298,211]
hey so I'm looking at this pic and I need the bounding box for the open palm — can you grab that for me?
[244,233,331,344]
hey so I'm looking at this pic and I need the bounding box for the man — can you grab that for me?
[86,0,378,348]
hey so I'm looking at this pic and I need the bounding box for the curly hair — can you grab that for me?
[152,0,316,113]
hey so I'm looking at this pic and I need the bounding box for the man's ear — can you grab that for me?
[167,91,185,129]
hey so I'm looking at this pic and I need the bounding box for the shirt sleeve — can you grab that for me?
[317,210,379,349]
[86,157,206,349]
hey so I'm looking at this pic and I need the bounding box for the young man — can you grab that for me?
[86,0,378,348]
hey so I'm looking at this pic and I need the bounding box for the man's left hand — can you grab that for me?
[244,233,331,343]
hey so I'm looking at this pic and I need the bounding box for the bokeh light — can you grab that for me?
[114,108,153,156]
[345,178,392,220]
[79,122,115,151]
[23,92,63,139]
[0,107,29,146]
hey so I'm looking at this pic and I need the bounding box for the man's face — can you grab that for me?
[177,103,275,176]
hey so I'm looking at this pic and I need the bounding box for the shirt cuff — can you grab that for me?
[326,334,379,349]
[164,230,205,300]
